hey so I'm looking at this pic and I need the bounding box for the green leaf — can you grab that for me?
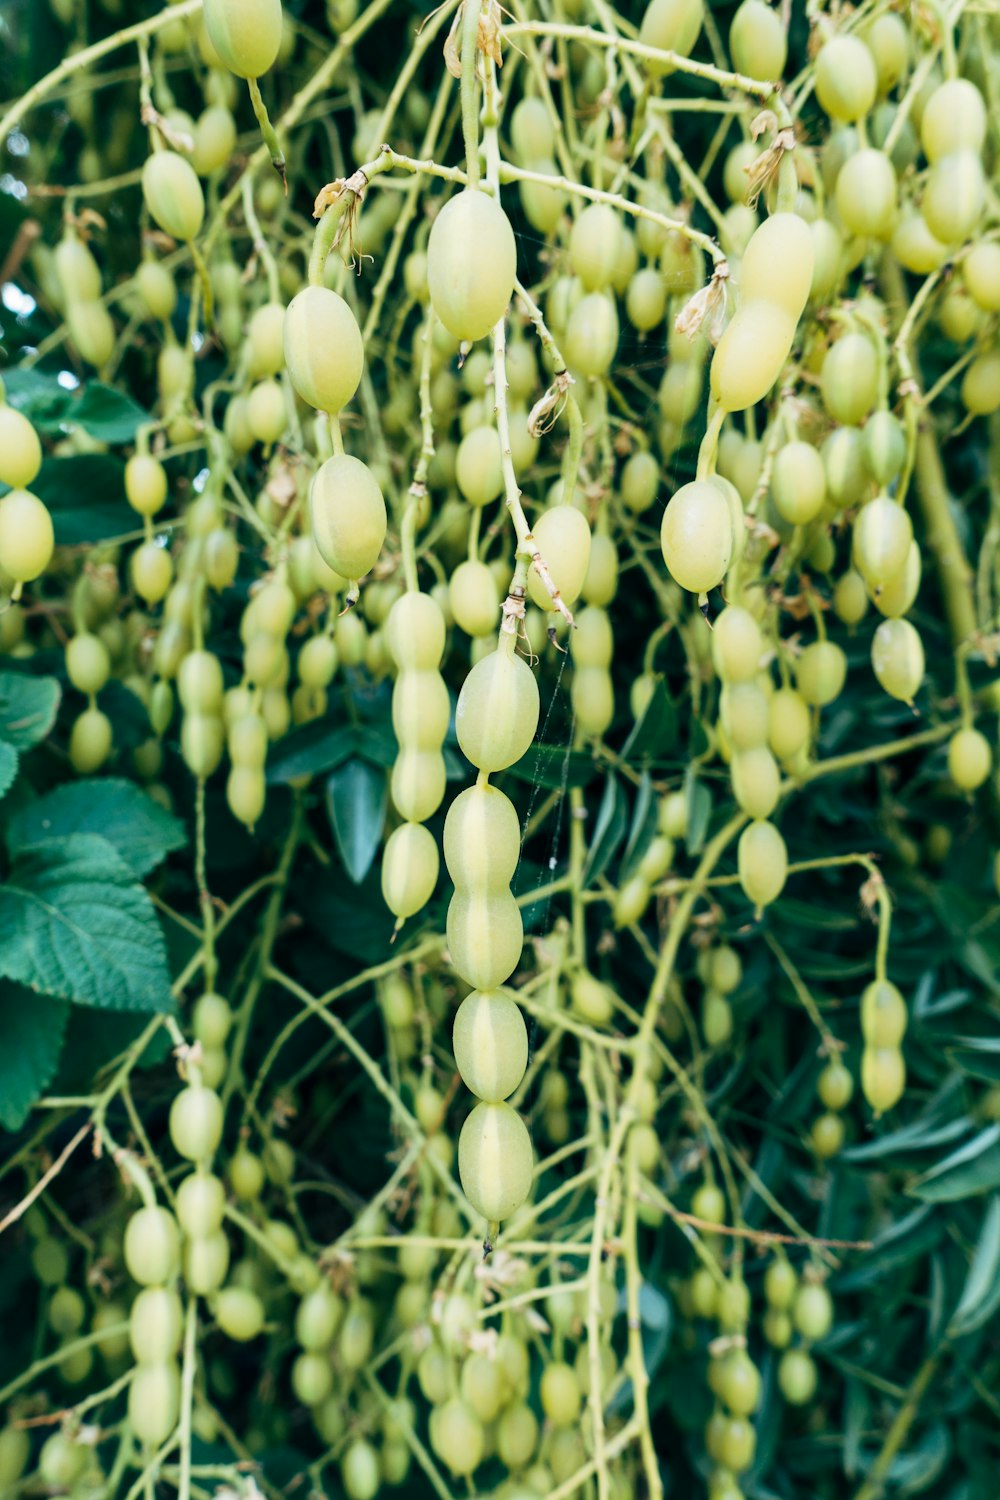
[948,1194,1000,1337]
[685,774,712,856]
[505,742,597,791]
[582,771,628,888]
[620,771,657,880]
[908,1125,1000,1203]
[0,741,18,800]
[0,985,69,1131]
[0,834,172,1012]
[298,869,397,965]
[325,759,387,884]
[2,368,72,433]
[841,1114,969,1163]
[67,383,148,444]
[266,718,358,784]
[944,1035,1000,1083]
[7,778,186,878]
[0,671,60,749]
[621,677,677,762]
[30,456,132,544]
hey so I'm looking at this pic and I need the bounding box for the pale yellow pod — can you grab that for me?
[450,559,501,638]
[444,783,521,890]
[68,301,115,369]
[427,191,517,343]
[738,213,815,315]
[386,591,446,671]
[0,490,54,581]
[453,990,528,1102]
[447,889,524,991]
[571,666,615,737]
[142,152,205,242]
[852,496,913,591]
[0,406,42,489]
[731,746,781,820]
[456,647,540,772]
[737,819,788,908]
[381,822,440,920]
[391,747,447,822]
[310,454,386,581]
[55,233,102,302]
[871,618,924,702]
[458,1101,533,1222]
[768,688,811,761]
[392,670,450,750]
[873,540,921,619]
[527,505,592,611]
[720,682,769,750]
[660,479,733,592]
[637,0,704,76]
[203,0,283,78]
[710,301,797,413]
[284,287,364,414]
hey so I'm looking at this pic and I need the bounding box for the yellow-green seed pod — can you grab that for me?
[527,505,592,612]
[310,455,386,581]
[427,191,517,343]
[142,152,205,242]
[284,287,364,414]
[453,990,528,1102]
[660,479,734,593]
[737,819,787,908]
[458,1101,533,1221]
[444,783,520,892]
[456,646,540,773]
[203,0,283,78]
[447,889,523,991]
[381,822,440,920]
[870,618,924,703]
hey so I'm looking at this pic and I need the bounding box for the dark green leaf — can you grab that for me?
[685,774,712,856]
[298,869,398,965]
[31,456,132,544]
[0,671,60,749]
[948,1194,1000,1337]
[266,718,358,784]
[355,722,399,769]
[0,834,172,1012]
[325,759,387,884]
[841,1115,970,1163]
[621,677,677,762]
[2,368,72,433]
[8,778,186,878]
[620,771,658,880]
[582,771,628,888]
[506,742,597,791]
[67,383,148,444]
[0,985,69,1131]
[54,1007,172,1095]
[944,1035,1000,1083]
[908,1125,1000,1203]
[0,741,17,799]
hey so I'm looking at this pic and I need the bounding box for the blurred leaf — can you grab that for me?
[0,742,17,800]
[0,986,69,1131]
[266,719,358,784]
[944,1035,1000,1083]
[2,368,71,432]
[582,771,627,888]
[325,759,387,884]
[298,869,397,965]
[908,1125,1000,1203]
[506,742,597,790]
[0,671,60,749]
[685,774,712,856]
[68,383,148,444]
[31,456,131,544]
[621,771,657,880]
[8,778,185,878]
[947,1194,1000,1337]
[0,834,172,1012]
[841,1115,971,1163]
[621,678,677,762]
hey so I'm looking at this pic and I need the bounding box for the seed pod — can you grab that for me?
[310,455,386,581]
[381,822,440,919]
[427,191,517,343]
[453,990,528,1102]
[458,1101,533,1221]
[142,152,205,242]
[203,0,283,78]
[284,287,364,413]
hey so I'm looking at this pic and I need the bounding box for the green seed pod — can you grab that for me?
[203,0,283,78]
[142,152,205,242]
